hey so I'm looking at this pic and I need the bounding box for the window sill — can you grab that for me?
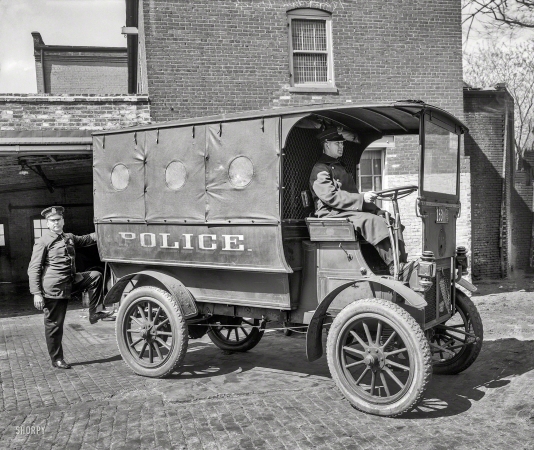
[288,86,339,94]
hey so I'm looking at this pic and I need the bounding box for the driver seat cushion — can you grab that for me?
[305,217,359,242]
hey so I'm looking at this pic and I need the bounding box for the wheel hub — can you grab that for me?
[364,347,386,370]
[141,324,156,341]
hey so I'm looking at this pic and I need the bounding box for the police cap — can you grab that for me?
[316,127,343,143]
[41,206,64,219]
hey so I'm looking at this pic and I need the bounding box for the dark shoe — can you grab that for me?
[89,311,113,324]
[52,359,71,369]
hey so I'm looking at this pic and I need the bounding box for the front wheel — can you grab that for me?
[116,286,188,378]
[430,290,483,374]
[327,298,432,417]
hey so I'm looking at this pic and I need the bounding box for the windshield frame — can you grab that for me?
[419,111,461,204]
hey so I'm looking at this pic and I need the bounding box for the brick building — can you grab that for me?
[464,87,514,278]
[0,0,529,283]
[32,32,128,95]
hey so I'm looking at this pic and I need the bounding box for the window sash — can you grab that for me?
[288,14,334,87]
[32,218,48,242]
[358,150,384,202]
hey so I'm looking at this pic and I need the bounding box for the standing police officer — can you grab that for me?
[28,206,111,369]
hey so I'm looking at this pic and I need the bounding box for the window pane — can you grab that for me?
[423,117,458,195]
[374,176,382,191]
[0,236,4,246]
[373,159,381,175]
[293,53,327,84]
[359,159,372,176]
[34,230,41,238]
[41,219,47,227]
[292,19,326,51]
[361,176,373,191]
[0,224,3,234]
[34,219,40,228]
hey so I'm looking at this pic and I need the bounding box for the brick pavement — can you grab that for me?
[0,284,532,449]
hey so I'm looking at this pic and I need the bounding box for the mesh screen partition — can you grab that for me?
[282,127,359,221]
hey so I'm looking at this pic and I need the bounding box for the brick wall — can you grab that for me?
[463,89,516,279]
[36,54,128,95]
[142,0,464,122]
[513,172,533,270]
[0,94,150,131]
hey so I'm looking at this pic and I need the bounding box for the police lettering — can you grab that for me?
[118,232,245,251]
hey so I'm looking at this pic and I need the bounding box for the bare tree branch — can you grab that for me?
[464,0,534,29]
[464,41,534,160]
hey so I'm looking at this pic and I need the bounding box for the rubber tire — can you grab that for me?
[432,290,483,375]
[327,298,432,417]
[116,286,188,378]
[207,317,264,352]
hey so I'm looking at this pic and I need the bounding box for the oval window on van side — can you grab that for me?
[165,161,187,190]
[110,163,130,191]
[228,156,254,188]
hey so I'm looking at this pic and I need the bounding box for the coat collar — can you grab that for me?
[317,153,341,164]
[44,229,64,241]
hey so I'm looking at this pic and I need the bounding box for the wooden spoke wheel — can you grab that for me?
[208,316,264,352]
[327,298,432,417]
[430,290,483,375]
[116,286,188,378]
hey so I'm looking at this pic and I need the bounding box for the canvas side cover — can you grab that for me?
[144,126,206,222]
[205,117,280,222]
[93,132,146,221]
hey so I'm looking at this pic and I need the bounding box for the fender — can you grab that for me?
[456,276,477,292]
[104,270,198,318]
[306,276,427,362]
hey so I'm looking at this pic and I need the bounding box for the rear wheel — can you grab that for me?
[208,316,264,352]
[430,290,483,375]
[116,286,188,378]
[327,298,432,417]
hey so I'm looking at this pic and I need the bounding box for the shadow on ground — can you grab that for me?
[473,269,534,296]
[406,338,534,419]
[0,282,87,318]
[126,333,534,420]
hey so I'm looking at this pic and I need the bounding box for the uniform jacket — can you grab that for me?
[309,154,380,217]
[28,230,97,299]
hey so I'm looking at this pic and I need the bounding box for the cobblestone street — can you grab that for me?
[0,279,532,450]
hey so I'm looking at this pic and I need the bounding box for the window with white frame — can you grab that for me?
[287,9,335,89]
[32,216,48,242]
[358,150,384,192]
[358,149,385,207]
[0,223,5,246]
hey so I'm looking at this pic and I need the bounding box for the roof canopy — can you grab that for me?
[93,101,468,137]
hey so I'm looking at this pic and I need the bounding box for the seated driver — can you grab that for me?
[309,126,412,275]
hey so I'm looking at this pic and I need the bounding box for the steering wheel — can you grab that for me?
[374,185,418,200]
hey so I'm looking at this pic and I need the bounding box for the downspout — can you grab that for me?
[499,97,509,277]
[40,48,47,93]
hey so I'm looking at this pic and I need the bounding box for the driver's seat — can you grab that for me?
[305,217,358,242]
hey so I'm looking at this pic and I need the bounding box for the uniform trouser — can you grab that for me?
[336,212,407,267]
[375,238,407,266]
[43,271,103,361]
[43,297,69,362]
[72,270,103,315]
